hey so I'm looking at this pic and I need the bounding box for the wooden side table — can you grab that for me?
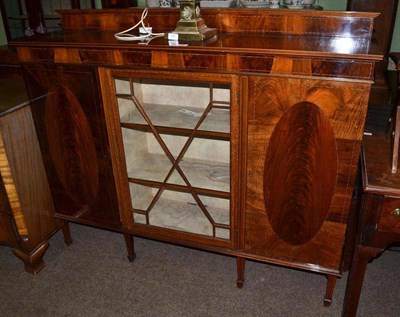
[342,131,400,316]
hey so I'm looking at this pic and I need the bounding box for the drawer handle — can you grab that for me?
[393,208,400,217]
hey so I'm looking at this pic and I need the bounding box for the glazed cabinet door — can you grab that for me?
[99,68,239,249]
[242,76,370,273]
[22,64,121,230]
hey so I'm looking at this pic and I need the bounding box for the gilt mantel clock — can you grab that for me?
[167,0,217,41]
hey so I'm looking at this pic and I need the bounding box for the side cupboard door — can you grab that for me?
[242,75,370,273]
[22,64,121,230]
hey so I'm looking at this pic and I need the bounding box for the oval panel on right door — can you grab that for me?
[263,102,337,246]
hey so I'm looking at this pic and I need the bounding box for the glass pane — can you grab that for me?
[115,78,131,94]
[149,190,213,236]
[133,212,147,225]
[118,96,146,125]
[130,183,155,211]
[116,79,214,130]
[201,196,230,225]
[122,129,174,182]
[198,108,230,133]
[216,228,230,240]
[178,138,230,192]
[129,183,230,239]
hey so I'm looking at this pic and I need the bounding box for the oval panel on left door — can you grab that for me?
[45,84,99,206]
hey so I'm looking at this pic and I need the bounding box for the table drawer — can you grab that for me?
[378,197,400,234]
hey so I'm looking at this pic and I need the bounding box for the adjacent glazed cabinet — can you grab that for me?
[0,100,71,274]
[13,8,382,305]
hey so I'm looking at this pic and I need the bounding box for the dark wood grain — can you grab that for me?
[45,84,99,206]
[15,46,376,82]
[57,8,378,38]
[11,9,381,85]
[264,102,337,246]
[243,76,370,271]
[23,64,121,230]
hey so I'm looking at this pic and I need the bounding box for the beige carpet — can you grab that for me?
[0,223,399,317]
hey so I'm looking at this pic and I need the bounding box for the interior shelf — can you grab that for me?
[120,122,230,141]
[128,178,230,199]
[122,127,230,192]
[126,152,230,193]
[117,97,230,134]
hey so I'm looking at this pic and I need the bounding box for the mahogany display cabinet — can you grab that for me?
[11,8,382,304]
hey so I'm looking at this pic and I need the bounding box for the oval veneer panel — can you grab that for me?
[264,102,337,246]
[45,84,99,206]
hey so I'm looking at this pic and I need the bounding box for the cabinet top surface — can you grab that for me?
[11,8,383,61]
[12,29,382,61]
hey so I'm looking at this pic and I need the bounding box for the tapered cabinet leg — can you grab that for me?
[342,246,383,317]
[12,241,49,275]
[323,274,337,307]
[123,232,136,263]
[61,221,73,246]
[237,256,245,288]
